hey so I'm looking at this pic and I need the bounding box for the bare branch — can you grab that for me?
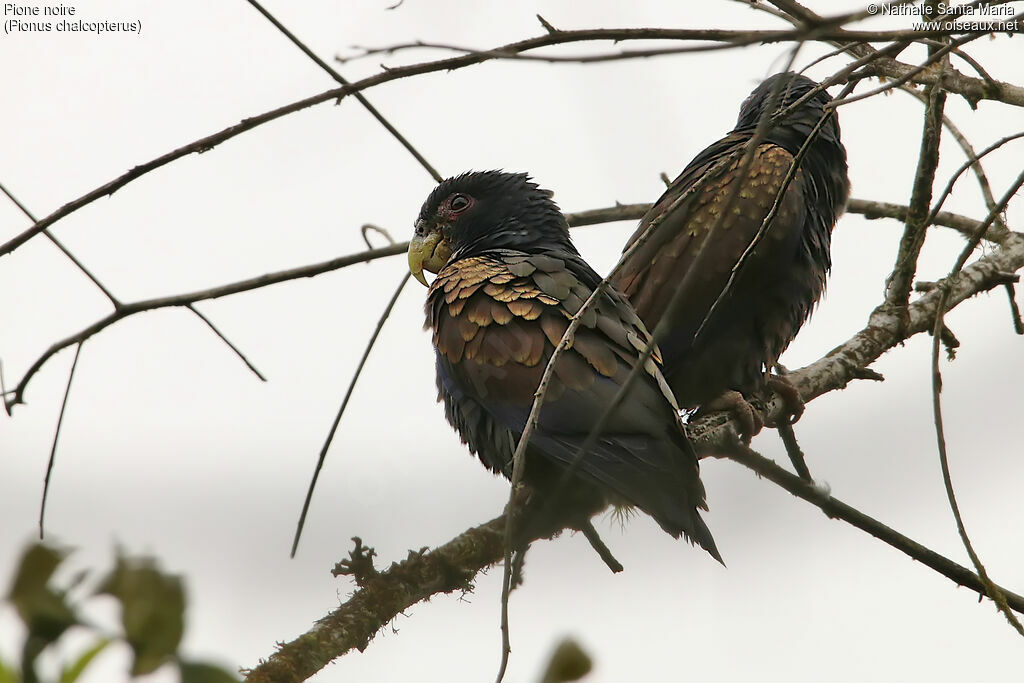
[245,515,509,683]
[925,130,1024,238]
[244,439,1024,682]
[4,22,1022,258]
[697,229,1024,435]
[245,0,443,182]
[39,343,82,539]
[723,446,1024,614]
[2,196,996,413]
[0,182,267,403]
[291,273,411,558]
[847,198,1004,243]
[0,203,647,412]
[929,166,1024,637]
[1007,283,1024,335]
[0,180,121,306]
[881,73,947,315]
[898,83,1019,237]
[186,304,268,382]
[3,242,406,411]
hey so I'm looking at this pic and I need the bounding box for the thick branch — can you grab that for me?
[245,515,509,683]
[246,436,1024,682]
[768,0,1024,107]
[847,199,1006,243]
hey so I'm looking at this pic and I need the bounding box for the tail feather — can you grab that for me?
[535,431,722,563]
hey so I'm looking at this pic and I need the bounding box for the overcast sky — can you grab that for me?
[2,1,1022,681]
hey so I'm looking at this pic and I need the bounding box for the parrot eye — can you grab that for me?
[449,194,472,214]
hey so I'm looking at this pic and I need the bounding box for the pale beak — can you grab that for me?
[407,228,452,287]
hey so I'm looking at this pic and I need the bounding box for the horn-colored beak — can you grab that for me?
[407,228,451,287]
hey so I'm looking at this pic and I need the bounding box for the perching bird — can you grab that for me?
[612,72,849,435]
[408,170,719,560]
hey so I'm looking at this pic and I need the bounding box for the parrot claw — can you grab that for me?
[764,372,805,427]
[696,389,763,443]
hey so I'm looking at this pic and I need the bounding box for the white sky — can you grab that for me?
[1,1,1022,681]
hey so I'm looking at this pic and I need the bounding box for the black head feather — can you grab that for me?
[416,171,575,259]
[735,72,843,151]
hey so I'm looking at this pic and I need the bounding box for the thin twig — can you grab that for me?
[831,29,1015,110]
[39,343,82,539]
[245,0,443,183]
[931,286,1024,636]
[4,23,1023,257]
[903,82,1003,205]
[361,224,397,249]
[1,197,1000,412]
[186,304,267,381]
[882,73,947,314]
[926,165,1024,636]
[0,180,121,306]
[0,184,266,396]
[4,242,406,411]
[291,272,411,557]
[1006,284,1024,335]
[924,130,1024,235]
[725,446,1024,613]
[777,423,812,482]
[2,204,634,413]
[898,82,1018,236]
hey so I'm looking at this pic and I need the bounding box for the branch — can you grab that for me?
[0,25,828,258]
[3,242,405,411]
[684,229,1024,442]
[2,198,996,413]
[245,515,510,683]
[245,0,443,183]
[847,198,1006,243]
[724,447,1024,613]
[245,437,1024,682]
[882,72,947,312]
[291,272,411,557]
[4,21,1022,258]
[927,165,1024,637]
[898,84,1012,234]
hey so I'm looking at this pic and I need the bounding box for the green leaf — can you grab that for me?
[7,543,78,648]
[178,660,240,683]
[540,638,592,683]
[59,638,111,683]
[95,553,185,676]
[7,544,65,599]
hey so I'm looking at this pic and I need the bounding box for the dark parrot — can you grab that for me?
[612,72,850,434]
[408,170,720,560]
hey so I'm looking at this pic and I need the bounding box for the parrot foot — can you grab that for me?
[764,371,805,427]
[697,390,763,443]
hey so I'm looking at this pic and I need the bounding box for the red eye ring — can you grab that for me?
[450,193,471,213]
